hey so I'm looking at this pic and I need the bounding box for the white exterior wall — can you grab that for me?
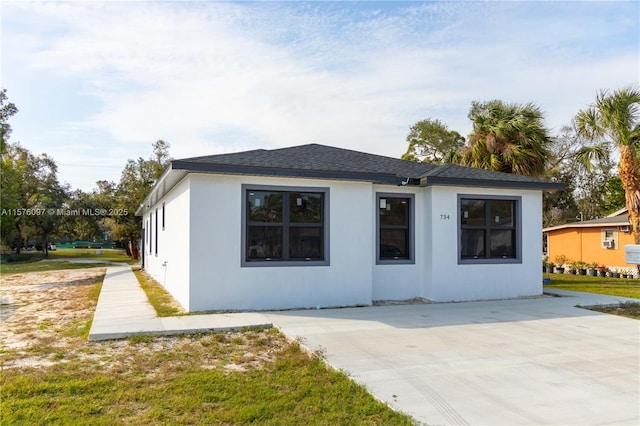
[186,174,374,311]
[143,177,192,310]
[143,173,544,311]
[425,186,543,301]
[371,184,425,301]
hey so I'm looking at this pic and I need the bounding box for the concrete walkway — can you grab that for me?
[88,263,272,341]
[89,264,639,425]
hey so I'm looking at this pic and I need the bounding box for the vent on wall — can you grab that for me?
[602,240,614,249]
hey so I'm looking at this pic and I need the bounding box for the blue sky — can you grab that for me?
[2,1,638,191]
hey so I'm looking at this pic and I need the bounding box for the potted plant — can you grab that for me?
[575,261,587,275]
[546,262,556,274]
[553,255,568,274]
[587,262,598,276]
[597,265,609,277]
[610,269,620,278]
[567,260,577,275]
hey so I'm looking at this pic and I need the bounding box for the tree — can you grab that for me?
[543,168,578,227]
[114,140,172,259]
[402,118,465,164]
[601,175,626,214]
[460,100,552,177]
[0,88,18,154]
[543,125,616,226]
[56,181,119,245]
[575,85,640,244]
[60,189,104,241]
[1,143,66,253]
[0,89,19,245]
[1,90,67,254]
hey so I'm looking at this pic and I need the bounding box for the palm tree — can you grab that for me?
[460,100,552,177]
[575,85,640,244]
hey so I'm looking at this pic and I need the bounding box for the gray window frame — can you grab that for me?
[376,192,415,265]
[154,208,158,256]
[241,184,330,267]
[148,215,152,255]
[458,194,522,264]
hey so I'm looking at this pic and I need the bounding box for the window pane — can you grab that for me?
[380,229,408,259]
[490,200,514,227]
[461,199,485,226]
[247,226,282,259]
[380,198,409,226]
[461,229,485,258]
[248,191,282,222]
[490,230,515,258]
[289,227,322,259]
[289,193,322,223]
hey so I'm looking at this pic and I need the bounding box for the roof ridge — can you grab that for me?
[178,148,268,162]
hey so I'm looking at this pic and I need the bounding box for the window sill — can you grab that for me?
[376,259,415,265]
[242,259,330,267]
[458,258,521,265]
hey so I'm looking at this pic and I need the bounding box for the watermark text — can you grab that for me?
[1,208,129,217]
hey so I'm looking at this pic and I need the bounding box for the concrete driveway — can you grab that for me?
[266,291,639,426]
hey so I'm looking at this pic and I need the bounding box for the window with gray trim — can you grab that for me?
[459,196,519,261]
[154,208,158,255]
[377,194,414,263]
[244,186,328,264]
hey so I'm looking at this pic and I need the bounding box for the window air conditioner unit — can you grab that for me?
[602,240,614,249]
[620,225,630,233]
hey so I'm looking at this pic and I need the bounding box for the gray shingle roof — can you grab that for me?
[420,163,563,189]
[175,144,436,184]
[138,144,563,215]
[175,143,563,190]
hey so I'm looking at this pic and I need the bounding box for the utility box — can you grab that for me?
[624,245,640,264]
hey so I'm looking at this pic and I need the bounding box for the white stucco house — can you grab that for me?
[136,144,563,312]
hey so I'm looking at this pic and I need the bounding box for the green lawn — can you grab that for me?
[0,248,134,274]
[48,248,133,263]
[543,272,640,299]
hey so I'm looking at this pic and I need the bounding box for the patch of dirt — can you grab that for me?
[0,268,288,371]
[586,302,640,320]
[1,269,106,368]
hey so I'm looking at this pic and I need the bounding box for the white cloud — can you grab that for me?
[2,1,638,191]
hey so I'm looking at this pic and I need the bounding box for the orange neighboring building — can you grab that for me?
[543,208,635,269]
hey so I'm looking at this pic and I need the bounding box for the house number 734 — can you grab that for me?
[440,214,450,220]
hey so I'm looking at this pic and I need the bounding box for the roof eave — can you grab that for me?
[543,221,631,232]
[421,176,565,191]
[136,164,188,216]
